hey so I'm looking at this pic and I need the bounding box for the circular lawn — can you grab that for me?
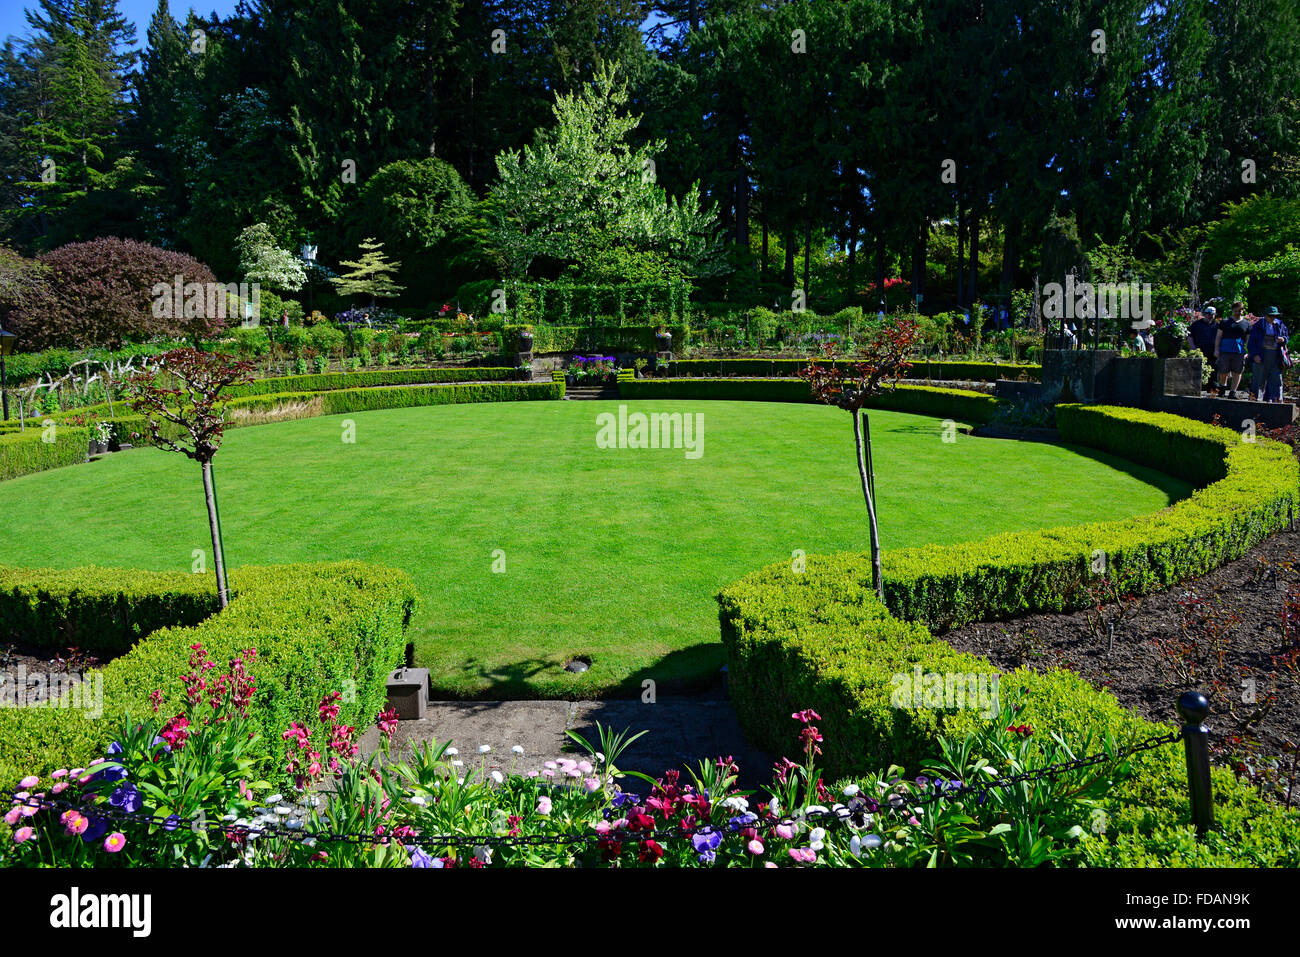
[0,400,1192,697]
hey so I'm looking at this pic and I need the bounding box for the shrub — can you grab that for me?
[0,424,88,481]
[0,562,419,789]
[8,239,224,350]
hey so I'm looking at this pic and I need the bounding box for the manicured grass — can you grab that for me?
[0,401,1191,698]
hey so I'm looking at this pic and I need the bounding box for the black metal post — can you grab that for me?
[1177,690,1215,837]
[1,352,8,421]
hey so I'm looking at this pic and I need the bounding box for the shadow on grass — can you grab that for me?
[429,642,727,702]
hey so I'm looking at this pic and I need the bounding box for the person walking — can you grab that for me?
[1215,301,1251,397]
[1190,307,1219,393]
[1248,306,1290,402]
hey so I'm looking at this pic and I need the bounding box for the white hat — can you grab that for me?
[1204,306,1217,315]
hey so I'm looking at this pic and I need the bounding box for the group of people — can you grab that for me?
[1188,303,1291,403]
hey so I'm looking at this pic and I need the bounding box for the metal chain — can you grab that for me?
[4,730,1183,851]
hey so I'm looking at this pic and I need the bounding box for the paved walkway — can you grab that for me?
[357,690,775,793]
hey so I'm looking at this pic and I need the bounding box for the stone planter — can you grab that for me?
[517,331,534,352]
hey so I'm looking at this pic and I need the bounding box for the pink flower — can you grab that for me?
[747,839,764,855]
[577,761,593,774]
[52,782,68,795]
[18,775,38,789]
[774,824,795,840]
[764,861,778,868]
[13,827,34,844]
[584,777,601,792]
[51,770,68,780]
[64,813,88,836]
[536,797,552,815]
[103,832,127,853]
[594,820,611,835]
[3,808,20,826]
[376,708,400,739]
[788,847,817,864]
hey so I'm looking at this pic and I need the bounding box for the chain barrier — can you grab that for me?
[5,728,1182,852]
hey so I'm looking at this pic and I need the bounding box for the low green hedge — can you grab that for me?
[0,562,418,789]
[666,358,1040,382]
[0,566,216,654]
[0,423,88,481]
[718,406,1300,864]
[223,367,516,399]
[618,378,999,424]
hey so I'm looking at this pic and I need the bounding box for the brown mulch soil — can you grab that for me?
[942,528,1300,798]
[0,643,109,707]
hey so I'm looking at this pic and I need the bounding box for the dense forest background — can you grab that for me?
[2,0,1298,320]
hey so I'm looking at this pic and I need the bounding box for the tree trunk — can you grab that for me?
[853,410,884,599]
[956,206,966,307]
[201,459,229,610]
[1000,220,1020,298]
[969,209,980,303]
[803,214,812,302]
[875,231,886,313]
[736,166,750,252]
[761,215,769,280]
[784,229,795,290]
[911,218,929,312]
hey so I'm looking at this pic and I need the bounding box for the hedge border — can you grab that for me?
[716,404,1300,864]
[666,358,1040,382]
[0,562,419,791]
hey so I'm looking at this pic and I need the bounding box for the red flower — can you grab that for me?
[638,839,664,863]
[627,811,655,833]
[377,708,400,739]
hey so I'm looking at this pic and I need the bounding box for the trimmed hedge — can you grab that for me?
[619,378,999,424]
[718,406,1300,864]
[0,562,419,789]
[222,367,517,399]
[667,358,1040,382]
[0,423,88,481]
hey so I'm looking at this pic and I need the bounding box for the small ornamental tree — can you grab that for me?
[799,318,921,599]
[127,348,255,610]
[330,238,405,308]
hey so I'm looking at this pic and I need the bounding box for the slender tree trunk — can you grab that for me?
[201,459,229,609]
[803,214,812,302]
[956,206,966,307]
[853,409,883,599]
[761,215,769,280]
[784,229,795,290]
[875,231,886,312]
[969,209,980,303]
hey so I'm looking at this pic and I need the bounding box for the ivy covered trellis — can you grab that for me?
[503,279,691,326]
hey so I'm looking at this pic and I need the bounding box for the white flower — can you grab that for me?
[803,804,829,817]
[842,784,860,798]
[445,747,459,756]
[722,796,749,812]
[452,760,464,767]
[768,798,781,815]
[850,834,883,858]
[490,771,504,784]
[478,745,492,754]
[808,827,826,851]
[408,795,427,806]
[511,745,524,755]
[595,752,606,764]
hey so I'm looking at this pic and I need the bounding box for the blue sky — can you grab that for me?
[1,1,242,51]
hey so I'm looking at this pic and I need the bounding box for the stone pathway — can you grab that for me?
[357,689,775,793]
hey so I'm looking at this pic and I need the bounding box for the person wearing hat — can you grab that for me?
[1248,306,1290,402]
[1190,306,1219,393]
[1214,301,1252,397]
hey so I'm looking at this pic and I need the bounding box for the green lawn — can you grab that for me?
[0,400,1190,697]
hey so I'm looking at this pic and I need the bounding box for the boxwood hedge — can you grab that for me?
[0,423,89,481]
[718,404,1300,864]
[666,358,1040,382]
[222,366,517,399]
[0,562,418,789]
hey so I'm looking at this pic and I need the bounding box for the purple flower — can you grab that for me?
[80,814,109,843]
[692,828,721,863]
[727,812,758,832]
[611,791,636,807]
[107,742,123,755]
[162,814,181,832]
[409,847,435,868]
[109,783,142,814]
